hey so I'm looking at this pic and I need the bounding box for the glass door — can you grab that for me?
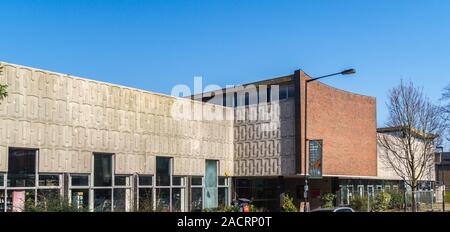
[204,160,218,209]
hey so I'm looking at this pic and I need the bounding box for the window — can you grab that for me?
[357,185,364,197]
[93,154,112,187]
[0,174,4,187]
[71,189,89,211]
[308,140,323,178]
[279,86,288,100]
[287,85,295,98]
[69,174,90,210]
[7,149,37,187]
[154,156,186,212]
[191,176,203,212]
[218,177,230,207]
[137,175,153,212]
[94,189,112,212]
[244,92,250,106]
[392,185,399,192]
[0,174,4,212]
[38,174,59,187]
[172,177,186,212]
[139,175,153,186]
[71,175,89,187]
[114,175,129,186]
[156,157,171,186]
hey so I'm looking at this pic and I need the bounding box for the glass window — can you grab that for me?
[287,85,295,98]
[139,175,153,186]
[172,188,185,212]
[93,154,112,187]
[155,188,170,211]
[218,187,228,207]
[71,175,89,187]
[94,189,112,212]
[114,175,129,186]
[191,177,203,186]
[308,140,323,177]
[0,190,5,212]
[218,177,228,186]
[244,92,249,106]
[191,188,203,212]
[37,189,60,204]
[7,190,35,212]
[71,189,89,210]
[138,188,153,211]
[156,157,171,186]
[113,189,127,212]
[0,174,4,187]
[7,149,37,187]
[279,86,288,100]
[172,176,184,186]
[38,174,59,187]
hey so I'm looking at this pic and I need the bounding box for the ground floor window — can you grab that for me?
[137,175,153,211]
[218,177,230,208]
[191,176,203,212]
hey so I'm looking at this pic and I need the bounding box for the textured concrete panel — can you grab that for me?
[0,62,234,176]
[233,100,296,176]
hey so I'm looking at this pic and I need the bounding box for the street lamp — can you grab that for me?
[303,68,356,212]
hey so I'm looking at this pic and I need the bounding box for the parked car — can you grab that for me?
[310,207,355,212]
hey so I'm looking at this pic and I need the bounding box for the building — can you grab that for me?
[436,152,450,189]
[194,70,378,210]
[0,62,234,212]
[0,61,436,212]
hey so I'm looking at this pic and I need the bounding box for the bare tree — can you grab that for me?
[378,81,446,212]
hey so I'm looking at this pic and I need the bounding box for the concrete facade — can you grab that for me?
[0,62,234,176]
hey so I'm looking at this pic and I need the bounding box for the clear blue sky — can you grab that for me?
[1,0,449,127]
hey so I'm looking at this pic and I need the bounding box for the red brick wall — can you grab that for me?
[300,71,377,177]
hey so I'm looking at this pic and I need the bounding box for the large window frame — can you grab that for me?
[154,156,186,212]
[1,148,63,212]
[190,176,204,212]
[90,153,132,212]
[137,175,154,211]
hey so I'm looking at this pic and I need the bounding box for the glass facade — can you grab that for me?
[1,149,228,212]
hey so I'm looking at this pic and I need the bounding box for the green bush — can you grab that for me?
[372,192,391,212]
[388,191,404,209]
[25,196,87,212]
[350,195,369,212]
[321,193,336,208]
[281,193,298,212]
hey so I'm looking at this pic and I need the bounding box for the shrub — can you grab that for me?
[321,193,336,208]
[350,195,369,212]
[372,192,391,212]
[25,196,86,212]
[388,191,404,209]
[281,193,298,212]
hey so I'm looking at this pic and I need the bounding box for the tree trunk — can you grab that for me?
[411,191,417,212]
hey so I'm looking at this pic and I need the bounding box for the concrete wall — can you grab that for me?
[234,100,296,176]
[377,132,436,181]
[0,62,234,176]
